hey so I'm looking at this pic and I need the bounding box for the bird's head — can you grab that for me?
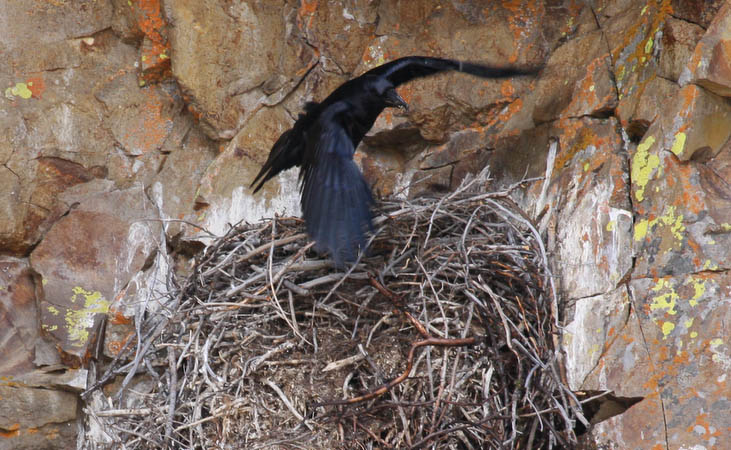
[383,88,408,111]
[371,77,408,111]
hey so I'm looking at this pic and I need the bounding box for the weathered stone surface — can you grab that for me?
[584,395,667,449]
[0,258,38,377]
[0,385,77,450]
[540,117,633,299]
[29,184,161,366]
[533,30,616,123]
[682,0,731,97]
[621,75,679,140]
[373,1,574,67]
[9,368,88,393]
[578,292,651,399]
[196,106,301,240]
[0,17,186,253]
[631,85,731,278]
[106,82,181,158]
[298,0,378,74]
[670,0,726,29]
[603,3,675,136]
[618,272,730,449]
[150,125,217,238]
[658,17,705,82]
[166,0,317,139]
[360,1,554,142]
[0,0,112,51]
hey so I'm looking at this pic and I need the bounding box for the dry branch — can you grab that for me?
[81,168,582,449]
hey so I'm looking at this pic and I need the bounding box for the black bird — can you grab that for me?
[251,56,538,264]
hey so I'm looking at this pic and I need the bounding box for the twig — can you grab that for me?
[313,337,476,406]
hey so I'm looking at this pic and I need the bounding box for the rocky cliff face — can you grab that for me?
[1,0,729,448]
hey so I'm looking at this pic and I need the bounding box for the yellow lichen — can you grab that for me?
[644,37,653,54]
[5,82,33,99]
[632,135,659,202]
[65,287,110,348]
[634,206,685,243]
[650,278,678,315]
[670,132,686,156]
[634,218,649,241]
[688,276,706,307]
[661,321,675,338]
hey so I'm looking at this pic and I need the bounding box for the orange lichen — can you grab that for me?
[688,413,722,440]
[121,94,171,154]
[500,79,516,97]
[553,126,597,170]
[501,1,540,64]
[0,423,20,438]
[108,307,132,326]
[26,75,46,98]
[297,0,318,31]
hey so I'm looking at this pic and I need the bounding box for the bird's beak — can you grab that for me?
[384,89,408,111]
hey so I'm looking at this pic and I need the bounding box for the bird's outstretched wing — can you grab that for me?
[365,56,539,87]
[300,102,373,265]
[250,102,321,194]
[250,127,298,193]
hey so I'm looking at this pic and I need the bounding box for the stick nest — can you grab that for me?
[82,170,586,449]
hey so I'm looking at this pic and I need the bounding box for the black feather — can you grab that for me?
[250,56,540,264]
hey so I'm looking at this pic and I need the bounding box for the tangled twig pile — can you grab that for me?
[82,169,588,449]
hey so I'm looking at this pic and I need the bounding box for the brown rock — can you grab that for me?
[0,25,188,253]
[29,184,161,366]
[357,1,552,141]
[109,0,145,43]
[374,1,560,66]
[575,288,653,398]
[150,125,217,238]
[196,106,301,240]
[542,117,632,299]
[658,17,705,82]
[166,0,317,139]
[0,385,77,450]
[591,0,636,23]
[631,84,731,277]
[586,396,668,449]
[621,75,679,140]
[0,156,101,255]
[532,30,616,123]
[0,258,38,377]
[605,3,672,132]
[619,272,731,449]
[298,0,378,74]
[671,0,725,29]
[108,85,179,157]
[0,1,112,51]
[563,287,644,395]
[682,0,731,97]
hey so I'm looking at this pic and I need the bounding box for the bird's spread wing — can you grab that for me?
[250,127,298,193]
[250,104,322,193]
[300,103,373,265]
[365,56,540,87]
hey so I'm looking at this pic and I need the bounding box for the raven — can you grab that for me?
[251,56,537,264]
